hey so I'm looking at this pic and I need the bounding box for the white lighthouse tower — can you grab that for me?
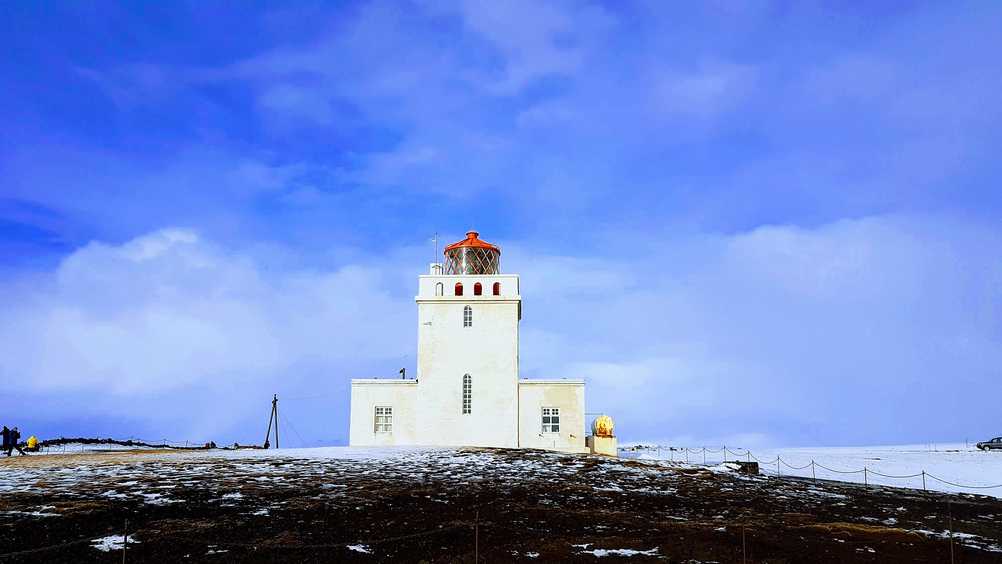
[416,230,521,446]
[349,230,587,452]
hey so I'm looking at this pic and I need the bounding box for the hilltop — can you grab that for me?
[1,447,1000,562]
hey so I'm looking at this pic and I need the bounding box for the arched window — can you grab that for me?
[455,282,463,296]
[474,282,483,296]
[435,282,444,296]
[492,282,500,296]
[462,374,472,414]
[463,305,472,327]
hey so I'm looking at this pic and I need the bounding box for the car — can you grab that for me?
[976,437,1002,451]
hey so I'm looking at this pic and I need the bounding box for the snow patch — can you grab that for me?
[912,530,1002,553]
[0,509,60,518]
[708,462,742,473]
[579,547,660,557]
[91,535,139,552]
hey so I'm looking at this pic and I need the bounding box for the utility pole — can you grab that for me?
[263,394,280,449]
[400,367,406,380]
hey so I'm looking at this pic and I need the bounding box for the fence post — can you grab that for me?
[742,524,746,564]
[864,467,868,488]
[746,450,751,463]
[811,461,816,485]
[686,448,690,464]
[948,501,955,564]
[703,448,706,465]
[922,471,927,491]
[776,458,780,477]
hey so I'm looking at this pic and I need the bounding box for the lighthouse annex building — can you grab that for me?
[349,231,587,453]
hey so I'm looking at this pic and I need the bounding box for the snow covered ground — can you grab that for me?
[2,446,1001,562]
[22,442,1002,498]
[28,443,436,459]
[623,443,1002,497]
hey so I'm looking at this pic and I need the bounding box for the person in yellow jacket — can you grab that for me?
[26,436,39,453]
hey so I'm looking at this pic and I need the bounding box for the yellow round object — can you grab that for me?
[26,436,38,449]
[592,415,614,438]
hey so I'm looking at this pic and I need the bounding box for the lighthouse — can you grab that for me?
[349,230,587,452]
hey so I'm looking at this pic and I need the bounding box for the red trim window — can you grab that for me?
[474,282,483,296]
[455,282,463,296]
[492,282,500,296]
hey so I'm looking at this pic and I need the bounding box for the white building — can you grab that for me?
[349,230,587,453]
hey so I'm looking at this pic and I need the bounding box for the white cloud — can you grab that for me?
[456,0,612,94]
[2,216,999,448]
[513,214,1002,446]
[258,84,337,126]
[647,61,758,119]
[0,143,319,252]
[0,228,413,440]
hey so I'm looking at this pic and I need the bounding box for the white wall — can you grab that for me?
[348,380,419,446]
[349,270,590,454]
[518,380,588,453]
[415,274,521,447]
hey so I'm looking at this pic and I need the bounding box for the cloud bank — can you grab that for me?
[3,215,998,446]
[1,229,414,443]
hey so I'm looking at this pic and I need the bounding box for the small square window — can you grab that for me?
[374,406,393,433]
[541,407,560,434]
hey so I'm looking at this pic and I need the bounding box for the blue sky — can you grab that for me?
[1,2,1000,447]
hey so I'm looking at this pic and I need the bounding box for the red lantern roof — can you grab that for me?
[444,231,500,254]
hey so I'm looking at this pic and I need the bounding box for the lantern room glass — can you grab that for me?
[443,246,500,275]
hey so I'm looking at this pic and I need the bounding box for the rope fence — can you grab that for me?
[624,445,1002,493]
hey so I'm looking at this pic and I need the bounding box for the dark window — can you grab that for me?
[493,282,500,295]
[542,407,560,433]
[463,305,472,327]
[474,282,482,296]
[455,282,463,296]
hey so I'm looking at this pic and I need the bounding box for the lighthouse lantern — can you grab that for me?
[443,230,501,275]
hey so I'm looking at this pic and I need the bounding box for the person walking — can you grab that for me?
[1,426,9,457]
[9,427,25,456]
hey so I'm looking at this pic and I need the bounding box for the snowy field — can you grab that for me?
[622,443,1002,497]
[2,446,1002,562]
[22,442,1002,498]
[26,443,432,459]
